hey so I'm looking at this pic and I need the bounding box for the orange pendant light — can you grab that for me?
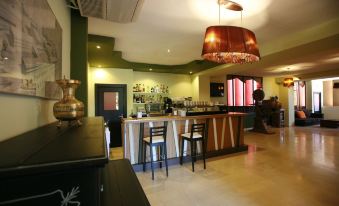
[201,0,260,64]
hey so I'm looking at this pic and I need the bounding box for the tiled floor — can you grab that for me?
[135,126,339,206]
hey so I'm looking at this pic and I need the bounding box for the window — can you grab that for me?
[227,75,263,106]
[294,81,306,109]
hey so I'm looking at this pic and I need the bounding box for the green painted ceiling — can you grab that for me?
[88,34,220,74]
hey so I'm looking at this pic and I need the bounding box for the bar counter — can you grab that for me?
[121,112,247,165]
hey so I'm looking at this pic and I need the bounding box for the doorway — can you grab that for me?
[95,84,127,147]
[313,92,322,113]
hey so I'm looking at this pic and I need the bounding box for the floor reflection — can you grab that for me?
[137,126,339,206]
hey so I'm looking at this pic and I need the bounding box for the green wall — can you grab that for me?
[71,10,88,116]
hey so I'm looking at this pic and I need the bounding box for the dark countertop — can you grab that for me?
[0,117,108,178]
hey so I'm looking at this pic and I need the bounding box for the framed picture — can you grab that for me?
[0,0,62,99]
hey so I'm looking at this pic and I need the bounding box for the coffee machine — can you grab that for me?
[163,97,173,114]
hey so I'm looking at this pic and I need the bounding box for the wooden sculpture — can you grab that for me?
[252,89,275,134]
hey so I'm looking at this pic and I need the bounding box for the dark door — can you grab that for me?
[313,92,322,113]
[95,84,127,147]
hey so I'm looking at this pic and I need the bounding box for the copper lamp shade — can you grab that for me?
[202,26,260,64]
[283,77,294,87]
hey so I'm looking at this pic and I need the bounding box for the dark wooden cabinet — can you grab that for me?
[0,117,150,206]
[0,117,108,205]
[270,109,284,127]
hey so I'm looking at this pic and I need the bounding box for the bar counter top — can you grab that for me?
[122,112,247,123]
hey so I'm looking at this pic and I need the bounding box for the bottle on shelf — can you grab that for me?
[155,85,159,93]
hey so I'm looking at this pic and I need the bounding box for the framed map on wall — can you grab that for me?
[0,0,62,99]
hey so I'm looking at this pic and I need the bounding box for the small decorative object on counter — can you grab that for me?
[53,76,84,128]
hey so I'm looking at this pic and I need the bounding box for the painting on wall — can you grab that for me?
[0,0,62,99]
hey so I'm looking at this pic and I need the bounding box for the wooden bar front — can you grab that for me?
[121,113,247,164]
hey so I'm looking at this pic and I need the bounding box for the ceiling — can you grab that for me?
[87,0,339,78]
[87,35,220,74]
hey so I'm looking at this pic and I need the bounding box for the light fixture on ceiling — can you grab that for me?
[149,68,152,71]
[201,0,260,64]
[283,68,294,87]
[96,45,101,49]
[283,77,294,87]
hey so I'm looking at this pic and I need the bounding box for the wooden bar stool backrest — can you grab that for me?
[190,123,205,138]
[149,126,167,143]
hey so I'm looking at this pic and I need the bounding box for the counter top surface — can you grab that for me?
[122,112,247,123]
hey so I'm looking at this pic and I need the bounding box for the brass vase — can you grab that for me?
[53,78,84,127]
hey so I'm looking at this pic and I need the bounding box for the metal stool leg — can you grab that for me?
[164,143,168,177]
[143,142,146,172]
[202,139,206,169]
[180,138,184,165]
[159,145,162,169]
[150,145,154,180]
[190,140,195,172]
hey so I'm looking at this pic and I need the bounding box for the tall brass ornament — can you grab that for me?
[53,77,84,127]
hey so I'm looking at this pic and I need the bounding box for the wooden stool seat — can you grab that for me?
[181,132,202,139]
[143,136,164,143]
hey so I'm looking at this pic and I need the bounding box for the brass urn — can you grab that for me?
[53,77,84,127]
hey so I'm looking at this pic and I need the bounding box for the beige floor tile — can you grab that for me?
[135,126,339,205]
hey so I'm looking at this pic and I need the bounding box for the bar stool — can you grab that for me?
[180,123,206,172]
[142,124,168,180]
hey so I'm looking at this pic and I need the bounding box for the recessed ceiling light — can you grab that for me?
[98,65,102,68]
[189,71,193,74]
[149,68,153,71]
[96,45,101,49]
[4,57,8,60]
[167,49,171,53]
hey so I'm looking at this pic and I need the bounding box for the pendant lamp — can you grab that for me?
[283,77,294,87]
[202,0,260,64]
[283,68,295,87]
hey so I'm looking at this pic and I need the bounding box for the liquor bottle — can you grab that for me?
[156,85,159,93]
[151,87,154,93]
[142,84,145,92]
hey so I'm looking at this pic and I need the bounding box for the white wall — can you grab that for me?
[322,79,339,119]
[323,80,333,106]
[0,1,71,142]
[323,106,339,119]
[263,77,280,100]
[311,80,323,112]
[279,85,294,126]
[306,80,312,110]
[199,75,211,101]
[192,75,199,101]
[333,80,339,106]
